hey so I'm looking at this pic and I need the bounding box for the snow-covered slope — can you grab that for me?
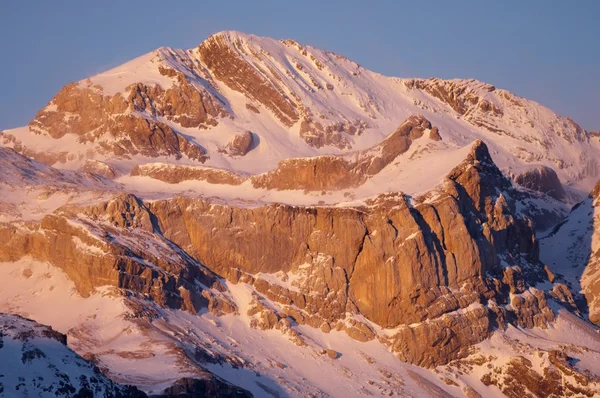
[1,30,600,398]
[540,182,600,325]
[1,31,598,206]
[0,312,145,397]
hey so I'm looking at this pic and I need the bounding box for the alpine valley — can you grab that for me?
[1,31,600,397]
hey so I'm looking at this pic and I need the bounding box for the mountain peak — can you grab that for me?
[199,30,275,50]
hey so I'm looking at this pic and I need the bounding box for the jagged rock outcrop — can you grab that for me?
[514,165,567,201]
[143,140,550,365]
[223,130,255,157]
[0,194,234,315]
[0,313,146,397]
[198,33,299,127]
[131,163,245,185]
[13,71,225,163]
[251,114,438,191]
[479,353,599,397]
[404,78,588,148]
[127,73,227,128]
[157,377,253,397]
[81,159,118,179]
[0,139,557,367]
[405,78,498,117]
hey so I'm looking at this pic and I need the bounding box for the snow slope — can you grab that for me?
[0,311,143,397]
[0,258,456,397]
[1,31,598,206]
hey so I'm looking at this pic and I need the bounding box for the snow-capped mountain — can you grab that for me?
[2,31,599,202]
[1,31,600,397]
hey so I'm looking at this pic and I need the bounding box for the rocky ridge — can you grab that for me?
[0,141,564,370]
[1,30,600,397]
[2,31,598,195]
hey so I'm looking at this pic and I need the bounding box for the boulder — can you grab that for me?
[225,131,255,156]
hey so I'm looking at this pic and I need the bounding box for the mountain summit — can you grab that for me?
[1,31,600,397]
[2,31,599,198]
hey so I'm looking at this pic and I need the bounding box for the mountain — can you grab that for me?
[1,31,600,397]
[0,313,145,397]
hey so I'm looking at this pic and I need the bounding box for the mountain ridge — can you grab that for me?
[1,30,600,397]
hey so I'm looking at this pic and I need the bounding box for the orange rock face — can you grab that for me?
[252,114,437,191]
[0,140,558,367]
[131,163,245,185]
[198,34,299,127]
[23,73,226,163]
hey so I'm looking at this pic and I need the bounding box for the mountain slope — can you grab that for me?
[540,181,600,325]
[0,313,145,397]
[1,30,600,398]
[1,31,599,203]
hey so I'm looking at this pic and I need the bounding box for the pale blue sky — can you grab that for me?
[1,1,598,130]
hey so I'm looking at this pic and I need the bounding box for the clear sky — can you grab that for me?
[1,1,598,130]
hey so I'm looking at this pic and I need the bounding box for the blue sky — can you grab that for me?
[1,1,598,130]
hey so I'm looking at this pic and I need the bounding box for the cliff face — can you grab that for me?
[3,30,600,396]
[0,141,556,367]
[251,114,438,191]
[0,194,235,316]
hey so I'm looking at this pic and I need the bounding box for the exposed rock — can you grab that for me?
[24,75,224,163]
[298,116,367,149]
[158,377,252,397]
[514,166,567,201]
[131,163,245,185]
[224,131,255,157]
[0,194,233,316]
[145,140,549,364]
[321,349,339,359]
[0,139,559,367]
[389,305,490,368]
[127,75,226,128]
[479,354,598,397]
[103,115,208,162]
[199,33,299,127]
[429,126,442,141]
[245,103,260,113]
[252,114,438,191]
[81,159,118,179]
[405,78,496,115]
[509,288,555,328]
[592,179,600,199]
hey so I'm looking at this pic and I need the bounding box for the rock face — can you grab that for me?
[152,141,552,366]
[4,30,600,396]
[0,313,146,397]
[252,114,438,191]
[224,131,255,157]
[198,33,299,128]
[445,339,600,398]
[0,140,555,368]
[131,163,245,185]
[12,73,222,163]
[0,194,234,316]
[157,377,253,398]
[81,159,118,179]
[514,166,567,201]
[479,353,599,397]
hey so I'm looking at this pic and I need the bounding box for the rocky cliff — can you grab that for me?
[0,140,560,369]
[1,30,600,397]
